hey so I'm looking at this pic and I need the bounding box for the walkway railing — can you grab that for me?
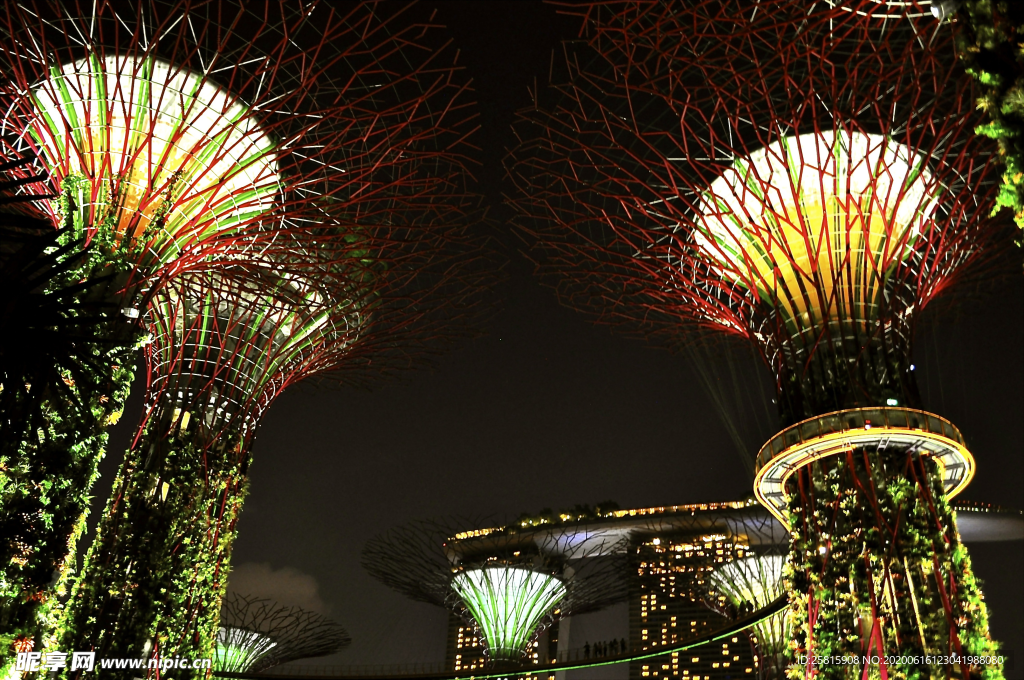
[213,596,786,680]
[755,406,966,473]
[757,405,962,471]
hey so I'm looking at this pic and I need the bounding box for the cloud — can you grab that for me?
[226,562,329,614]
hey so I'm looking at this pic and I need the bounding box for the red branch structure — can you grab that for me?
[509,1,1012,677]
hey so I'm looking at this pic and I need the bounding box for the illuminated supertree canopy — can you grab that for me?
[452,565,566,662]
[0,0,486,669]
[363,516,628,668]
[508,1,1014,677]
[709,554,788,680]
[213,593,350,674]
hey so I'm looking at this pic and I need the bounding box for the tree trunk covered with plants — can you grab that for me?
[0,343,135,669]
[784,449,1001,680]
[0,183,143,669]
[57,398,249,679]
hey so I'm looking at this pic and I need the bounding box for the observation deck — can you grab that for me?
[754,407,975,523]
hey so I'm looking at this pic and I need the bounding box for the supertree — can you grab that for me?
[213,593,350,674]
[56,70,482,680]
[710,552,789,679]
[61,206,484,673]
[0,0,483,669]
[363,516,628,669]
[508,1,1014,677]
[0,0,372,657]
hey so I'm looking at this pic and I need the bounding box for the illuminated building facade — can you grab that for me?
[445,615,559,677]
[630,532,755,680]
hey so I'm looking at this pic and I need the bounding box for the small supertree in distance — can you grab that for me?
[0,0,473,662]
[509,1,1014,677]
[363,516,628,670]
[51,5,484,674]
[213,593,350,674]
[709,550,789,679]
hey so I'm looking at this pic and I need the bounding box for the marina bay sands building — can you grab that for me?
[629,517,762,680]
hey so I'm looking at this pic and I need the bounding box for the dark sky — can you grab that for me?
[96,1,1024,674]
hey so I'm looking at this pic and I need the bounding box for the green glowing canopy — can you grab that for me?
[710,555,789,663]
[213,626,278,673]
[451,565,566,663]
[695,131,935,331]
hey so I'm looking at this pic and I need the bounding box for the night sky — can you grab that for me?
[93,1,1024,675]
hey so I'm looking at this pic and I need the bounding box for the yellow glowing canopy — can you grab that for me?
[695,131,939,332]
[31,54,280,256]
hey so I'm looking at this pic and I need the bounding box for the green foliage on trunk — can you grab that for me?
[783,451,1002,679]
[0,177,143,670]
[0,346,135,671]
[57,405,250,679]
[955,1,1024,240]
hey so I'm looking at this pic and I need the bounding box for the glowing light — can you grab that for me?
[755,408,975,523]
[30,54,280,254]
[214,626,278,672]
[451,566,566,662]
[452,527,500,541]
[710,556,788,664]
[696,131,938,330]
